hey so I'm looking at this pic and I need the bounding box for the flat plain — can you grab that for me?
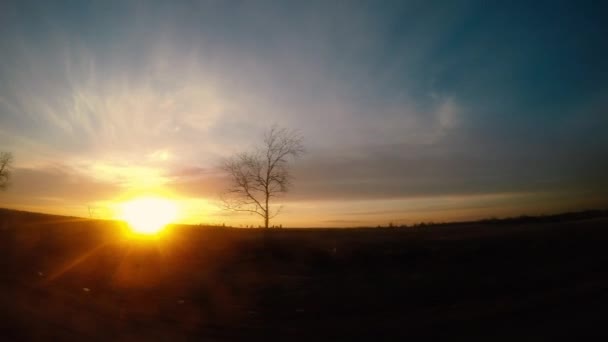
[1,208,607,340]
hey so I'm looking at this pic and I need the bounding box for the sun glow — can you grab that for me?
[119,197,178,235]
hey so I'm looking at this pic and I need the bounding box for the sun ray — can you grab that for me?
[43,242,111,283]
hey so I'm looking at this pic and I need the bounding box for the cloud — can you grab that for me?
[0,165,122,208]
[0,0,470,163]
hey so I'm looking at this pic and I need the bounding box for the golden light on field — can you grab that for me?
[119,197,179,235]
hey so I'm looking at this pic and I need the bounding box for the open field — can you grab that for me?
[1,208,608,340]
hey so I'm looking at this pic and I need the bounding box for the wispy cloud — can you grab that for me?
[0,1,607,224]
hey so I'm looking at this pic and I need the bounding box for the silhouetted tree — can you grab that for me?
[0,152,13,190]
[221,125,304,228]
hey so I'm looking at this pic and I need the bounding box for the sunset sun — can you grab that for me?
[119,197,178,235]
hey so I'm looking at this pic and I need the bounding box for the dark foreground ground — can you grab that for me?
[1,209,608,341]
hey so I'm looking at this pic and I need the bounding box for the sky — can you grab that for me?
[0,0,607,227]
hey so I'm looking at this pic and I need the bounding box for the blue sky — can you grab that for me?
[0,0,607,226]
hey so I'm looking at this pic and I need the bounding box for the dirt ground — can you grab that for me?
[1,208,607,340]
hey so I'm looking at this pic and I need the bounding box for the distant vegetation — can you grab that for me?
[0,151,13,190]
[372,210,608,229]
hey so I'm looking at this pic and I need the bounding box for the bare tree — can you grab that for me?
[0,152,13,191]
[221,125,304,228]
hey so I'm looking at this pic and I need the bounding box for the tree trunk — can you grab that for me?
[264,197,269,228]
[264,185,270,228]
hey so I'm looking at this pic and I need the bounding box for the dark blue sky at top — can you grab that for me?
[0,0,607,220]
